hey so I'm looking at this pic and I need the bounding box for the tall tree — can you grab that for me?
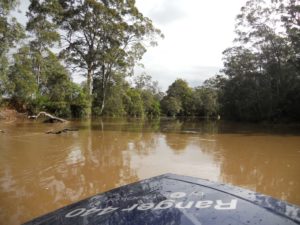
[134,73,161,117]
[36,51,88,117]
[26,0,61,90]
[282,0,300,56]
[161,79,193,117]
[0,0,24,101]
[219,0,300,121]
[166,79,193,116]
[0,0,23,51]
[192,86,219,118]
[27,0,163,116]
[7,46,37,111]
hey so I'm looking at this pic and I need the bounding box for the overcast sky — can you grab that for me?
[15,0,245,90]
[135,0,246,90]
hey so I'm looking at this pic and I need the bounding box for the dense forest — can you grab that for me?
[0,0,299,122]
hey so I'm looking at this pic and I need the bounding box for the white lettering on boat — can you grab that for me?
[215,199,237,210]
[65,208,86,218]
[122,204,138,212]
[65,192,238,218]
[137,203,155,210]
[81,207,102,216]
[97,207,118,215]
[170,192,186,198]
[195,200,213,208]
[154,200,175,210]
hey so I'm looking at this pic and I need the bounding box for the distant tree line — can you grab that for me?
[160,79,219,118]
[0,0,299,122]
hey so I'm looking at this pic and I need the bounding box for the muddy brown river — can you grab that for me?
[0,118,299,224]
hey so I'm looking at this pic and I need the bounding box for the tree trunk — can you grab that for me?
[37,64,41,88]
[99,89,106,115]
[86,68,94,117]
[87,68,93,96]
[99,65,107,115]
[29,111,67,123]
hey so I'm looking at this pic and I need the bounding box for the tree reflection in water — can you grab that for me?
[0,118,299,225]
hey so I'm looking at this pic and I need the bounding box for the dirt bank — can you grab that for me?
[0,108,26,121]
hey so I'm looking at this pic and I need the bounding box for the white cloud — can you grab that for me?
[147,0,187,25]
[136,0,245,90]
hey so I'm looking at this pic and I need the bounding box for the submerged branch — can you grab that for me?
[46,128,78,134]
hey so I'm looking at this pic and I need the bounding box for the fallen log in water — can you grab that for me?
[46,128,78,134]
[29,111,67,123]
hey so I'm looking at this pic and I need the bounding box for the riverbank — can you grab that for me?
[0,108,27,121]
[1,107,300,127]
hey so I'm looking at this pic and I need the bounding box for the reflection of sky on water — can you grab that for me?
[0,166,15,192]
[128,134,221,181]
[66,147,85,166]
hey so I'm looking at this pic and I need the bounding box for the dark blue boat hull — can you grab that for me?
[23,174,300,225]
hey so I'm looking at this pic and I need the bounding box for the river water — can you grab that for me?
[0,118,299,224]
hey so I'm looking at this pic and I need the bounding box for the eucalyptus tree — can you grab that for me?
[166,79,193,116]
[193,86,219,118]
[133,73,161,117]
[28,0,163,116]
[26,0,61,90]
[281,0,300,55]
[160,96,182,117]
[0,0,23,54]
[220,0,300,121]
[160,79,193,117]
[0,0,24,101]
[7,46,37,110]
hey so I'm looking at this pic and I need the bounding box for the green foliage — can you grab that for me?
[6,45,88,117]
[0,54,9,103]
[140,90,160,118]
[0,0,24,104]
[134,73,161,118]
[124,88,144,117]
[0,0,19,13]
[283,0,300,55]
[8,46,38,111]
[99,88,126,117]
[193,87,219,118]
[160,79,220,118]
[0,0,24,53]
[27,0,163,116]
[36,83,88,118]
[160,96,182,117]
[36,54,88,117]
[217,0,300,122]
[3,0,298,122]
[26,0,60,49]
[166,79,192,99]
[1,0,163,119]
[67,83,89,118]
[93,73,127,117]
[161,79,193,117]
[93,73,161,118]
[37,52,88,117]
[134,73,161,95]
